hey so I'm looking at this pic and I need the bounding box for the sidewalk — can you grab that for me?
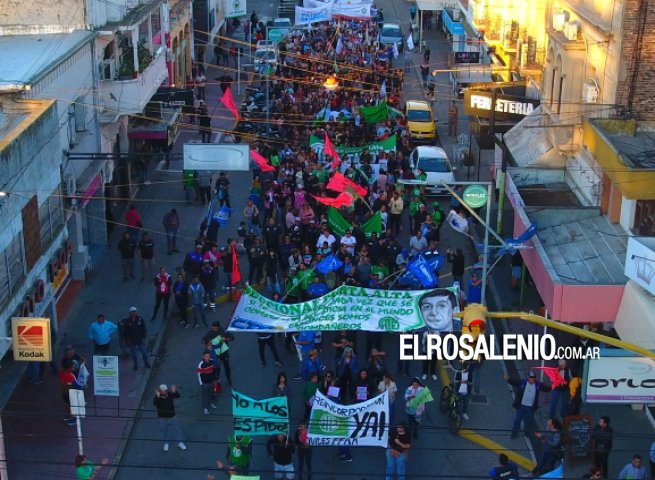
[1,32,249,480]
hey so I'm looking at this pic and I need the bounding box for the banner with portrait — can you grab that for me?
[308,390,389,447]
[227,284,459,333]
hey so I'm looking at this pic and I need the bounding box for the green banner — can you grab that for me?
[228,285,459,332]
[360,101,389,122]
[327,207,352,237]
[407,387,434,409]
[361,212,382,236]
[309,134,396,160]
[232,391,289,436]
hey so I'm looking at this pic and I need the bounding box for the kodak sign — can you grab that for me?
[11,318,52,362]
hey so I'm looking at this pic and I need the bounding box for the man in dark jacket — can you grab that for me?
[266,434,295,479]
[504,371,550,438]
[197,350,217,415]
[153,384,187,451]
[591,415,613,478]
[203,321,235,386]
[489,453,519,480]
[123,307,151,370]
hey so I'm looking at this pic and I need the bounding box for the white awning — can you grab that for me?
[504,106,566,168]
[614,280,655,349]
[416,0,444,11]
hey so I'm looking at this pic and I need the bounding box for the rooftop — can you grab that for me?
[516,180,628,285]
[0,30,95,91]
[0,112,27,143]
[0,99,56,151]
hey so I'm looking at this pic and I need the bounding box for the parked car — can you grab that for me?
[254,46,278,73]
[404,100,437,143]
[409,146,455,194]
[379,23,404,50]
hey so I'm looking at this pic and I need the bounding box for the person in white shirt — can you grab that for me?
[378,372,398,424]
[409,230,428,257]
[316,227,336,249]
[340,230,357,256]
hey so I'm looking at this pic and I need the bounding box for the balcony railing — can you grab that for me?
[99,52,168,118]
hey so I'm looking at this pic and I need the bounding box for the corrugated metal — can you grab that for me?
[0,112,27,142]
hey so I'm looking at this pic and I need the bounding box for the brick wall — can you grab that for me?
[614,0,655,121]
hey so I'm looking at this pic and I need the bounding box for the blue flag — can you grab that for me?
[215,206,232,226]
[316,254,343,274]
[496,223,538,258]
[408,254,437,288]
[537,464,563,479]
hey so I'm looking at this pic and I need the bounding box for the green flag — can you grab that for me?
[361,212,382,237]
[407,387,434,409]
[327,207,352,237]
[360,101,389,123]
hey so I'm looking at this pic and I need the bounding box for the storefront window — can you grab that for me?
[39,188,65,248]
[635,200,655,236]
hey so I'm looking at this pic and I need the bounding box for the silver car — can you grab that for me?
[379,23,404,51]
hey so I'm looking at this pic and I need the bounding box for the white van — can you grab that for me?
[409,146,455,194]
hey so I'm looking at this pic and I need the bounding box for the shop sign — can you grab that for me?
[464,90,540,120]
[225,0,247,18]
[462,184,488,208]
[454,52,480,63]
[584,351,655,403]
[11,317,52,362]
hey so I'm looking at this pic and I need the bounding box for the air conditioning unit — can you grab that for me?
[564,21,580,40]
[552,11,568,31]
[582,81,600,103]
[63,173,77,198]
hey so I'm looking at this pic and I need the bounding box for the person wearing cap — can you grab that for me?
[153,384,187,451]
[504,371,550,439]
[184,244,205,279]
[197,350,217,415]
[549,359,572,420]
[404,377,425,440]
[123,307,151,370]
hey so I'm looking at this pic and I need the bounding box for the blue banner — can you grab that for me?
[408,254,437,288]
[316,254,344,274]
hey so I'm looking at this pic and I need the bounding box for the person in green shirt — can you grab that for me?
[302,373,320,421]
[226,434,253,474]
[75,455,108,480]
[182,170,197,202]
[431,202,445,228]
[371,260,389,288]
[408,195,422,233]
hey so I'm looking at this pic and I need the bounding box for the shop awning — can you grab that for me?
[504,106,566,168]
[416,0,445,11]
[614,280,655,349]
[442,8,465,35]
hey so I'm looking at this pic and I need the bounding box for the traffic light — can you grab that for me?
[462,304,487,339]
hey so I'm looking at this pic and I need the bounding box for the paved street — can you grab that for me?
[2,1,654,479]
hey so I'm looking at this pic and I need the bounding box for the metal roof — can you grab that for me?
[0,112,28,143]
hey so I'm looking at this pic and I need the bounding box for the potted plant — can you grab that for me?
[118,49,136,80]
[137,41,153,72]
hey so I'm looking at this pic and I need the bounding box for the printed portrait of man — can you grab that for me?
[418,288,457,333]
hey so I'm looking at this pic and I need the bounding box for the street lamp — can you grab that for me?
[323,75,339,91]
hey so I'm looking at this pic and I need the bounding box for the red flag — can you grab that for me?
[231,243,242,285]
[311,192,354,208]
[250,150,276,172]
[220,87,239,120]
[327,172,367,197]
[532,367,567,390]
[324,133,340,169]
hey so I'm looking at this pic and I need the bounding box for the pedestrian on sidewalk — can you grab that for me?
[386,424,411,480]
[549,359,571,419]
[423,46,431,63]
[125,204,142,238]
[87,314,118,355]
[532,418,562,475]
[138,231,156,281]
[188,275,207,328]
[409,3,417,20]
[123,307,151,370]
[504,371,550,439]
[162,208,181,254]
[200,260,218,311]
[420,62,429,89]
[198,102,212,143]
[153,384,187,452]
[184,244,205,279]
[203,321,234,385]
[59,364,83,426]
[195,71,207,100]
[448,101,458,138]
[591,415,613,478]
[198,350,217,415]
[74,454,109,480]
[151,266,172,322]
[118,232,136,281]
[173,272,189,327]
[618,454,647,479]
[266,434,296,480]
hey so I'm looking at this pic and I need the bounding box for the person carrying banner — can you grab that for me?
[266,434,296,480]
[386,424,411,480]
[404,378,425,440]
[203,321,234,386]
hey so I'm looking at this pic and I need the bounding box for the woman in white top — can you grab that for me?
[378,372,398,425]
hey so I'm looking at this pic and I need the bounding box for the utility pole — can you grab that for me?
[488,89,509,235]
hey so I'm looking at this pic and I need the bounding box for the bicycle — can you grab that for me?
[439,384,463,435]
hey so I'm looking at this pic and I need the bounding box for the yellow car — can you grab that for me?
[404,100,437,143]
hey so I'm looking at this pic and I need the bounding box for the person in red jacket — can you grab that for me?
[151,266,172,322]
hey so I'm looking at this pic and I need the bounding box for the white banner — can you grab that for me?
[300,0,371,18]
[295,5,331,25]
[93,355,120,397]
[224,0,247,18]
[308,390,389,447]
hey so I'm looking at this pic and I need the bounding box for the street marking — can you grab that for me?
[459,428,536,471]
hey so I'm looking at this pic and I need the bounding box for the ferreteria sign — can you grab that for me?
[308,390,389,447]
[464,90,540,121]
[228,285,459,332]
